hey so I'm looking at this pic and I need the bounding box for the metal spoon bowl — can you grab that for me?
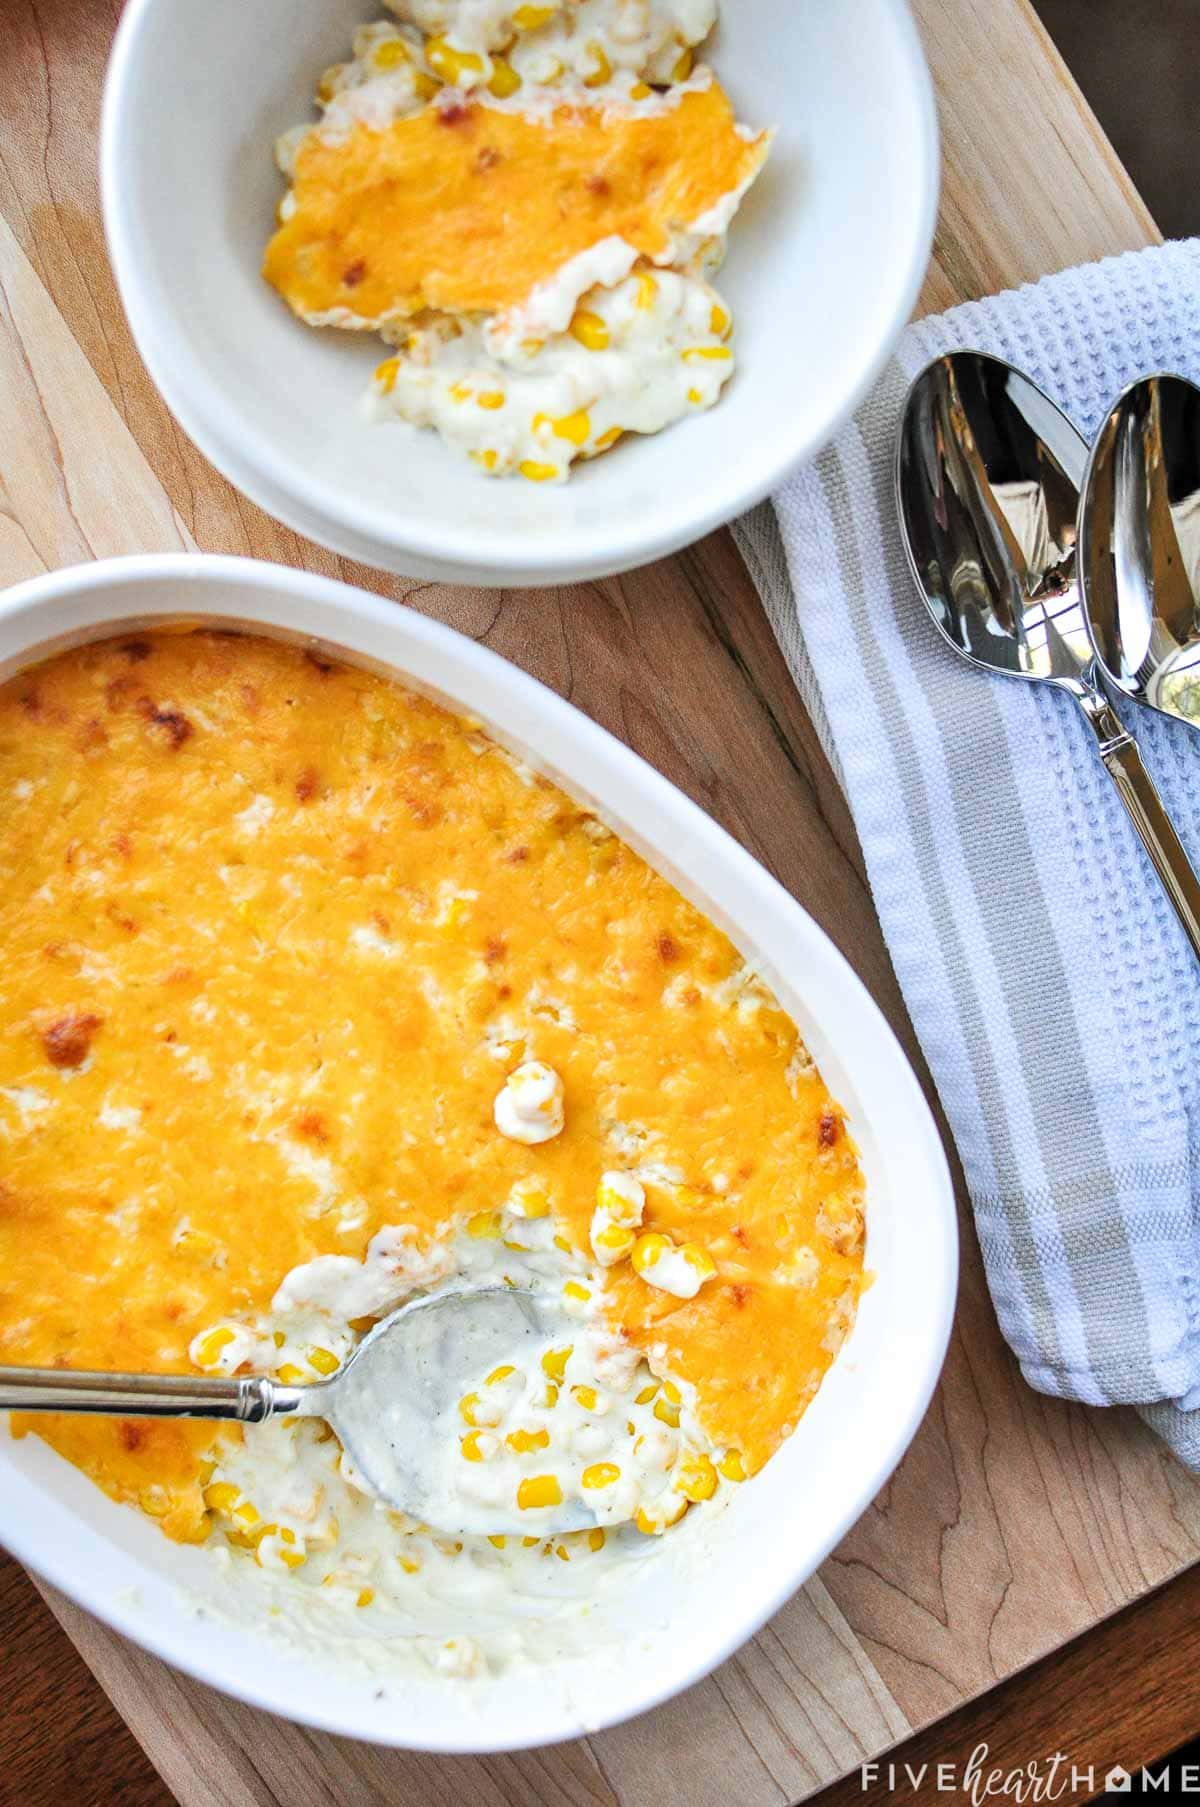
[0,1284,594,1537]
[1080,371,1200,727]
[896,349,1200,963]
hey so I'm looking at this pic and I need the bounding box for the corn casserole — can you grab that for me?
[0,629,865,1676]
[263,0,771,481]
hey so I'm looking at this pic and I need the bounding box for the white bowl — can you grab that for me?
[100,2,938,586]
[0,555,956,1750]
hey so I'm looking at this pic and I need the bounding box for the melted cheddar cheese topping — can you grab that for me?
[263,84,768,327]
[0,632,864,1544]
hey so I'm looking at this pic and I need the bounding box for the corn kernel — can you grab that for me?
[583,41,612,87]
[449,381,473,403]
[631,1232,670,1277]
[542,1346,572,1382]
[687,387,703,404]
[488,1534,507,1549]
[588,1527,606,1551]
[719,1450,746,1482]
[543,1382,559,1408]
[594,426,623,451]
[555,1542,571,1561]
[315,67,341,105]
[672,47,694,81]
[488,55,521,98]
[470,449,500,473]
[280,1546,307,1570]
[252,1524,277,1563]
[507,1426,550,1453]
[425,37,485,84]
[194,1327,235,1368]
[508,1178,550,1221]
[635,271,658,310]
[517,1474,563,1510]
[513,3,556,27]
[596,1173,645,1223]
[593,1221,637,1257]
[710,303,732,338]
[461,1429,491,1462]
[356,1587,375,1608]
[563,1280,591,1303]
[522,1536,540,1547]
[682,346,733,362]
[569,310,609,351]
[371,38,409,70]
[552,1234,572,1253]
[674,1451,717,1502]
[654,1396,681,1428]
[635,1380,659,1404]
[582,1462,620,1489]
[234,1500,260,1527]
[277,1364,307,1385]
[630,81,652,99]
[414,70,441,100]
[272,1332,286,1349]
[681,1243,718,1282]
[399,1555,421,1574]
[308,1346,340,1376]
[487,1364,515,1385]
[202,1482,240,1514]
[375,357,400,395]
[662,1380,682,1405]
[572,1385,598,1410]
[551,409,591,446]
[459,1391,481,1425]
[477,391,505,410]
[348,1315,376,1334]
[635,1494,688,1534]
[519,461,559,482]
[467,1210,503,1239]
[138,1486,170,1518]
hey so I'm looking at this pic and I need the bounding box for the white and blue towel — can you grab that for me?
[735,239,1200,1464]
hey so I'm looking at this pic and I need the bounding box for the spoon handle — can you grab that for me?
[1079,698,1200,960]
[0,1365,307,1423]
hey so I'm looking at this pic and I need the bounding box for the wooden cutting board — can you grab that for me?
[3,2,1195,1803]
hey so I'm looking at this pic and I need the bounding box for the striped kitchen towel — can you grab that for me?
[734,238,1200,1464]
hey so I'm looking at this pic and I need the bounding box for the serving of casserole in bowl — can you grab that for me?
[101,0,938,583]
[0,554,956,1750]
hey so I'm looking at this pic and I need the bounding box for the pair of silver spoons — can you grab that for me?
[898,356,1200,956]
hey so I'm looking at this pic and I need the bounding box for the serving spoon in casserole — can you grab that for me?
[0,1284,598,1537]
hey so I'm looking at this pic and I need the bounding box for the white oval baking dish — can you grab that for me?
[0,555,956,1751]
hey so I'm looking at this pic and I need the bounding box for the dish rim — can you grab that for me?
[0,553,958,1749]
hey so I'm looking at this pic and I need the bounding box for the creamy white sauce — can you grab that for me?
[589,1169,645,1265]
[384,0,716,85]
[493,1060,566,1142]
[192,1210,738,1677]
[370,267,734,481]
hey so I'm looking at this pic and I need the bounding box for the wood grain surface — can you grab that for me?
[0,1,1186,1804]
